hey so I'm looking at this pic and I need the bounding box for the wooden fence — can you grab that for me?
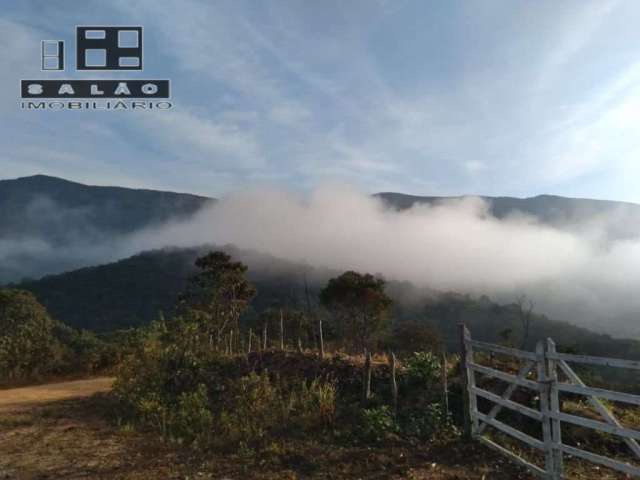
[460,324,640,479]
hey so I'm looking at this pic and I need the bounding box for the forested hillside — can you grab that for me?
[13,245,640,362]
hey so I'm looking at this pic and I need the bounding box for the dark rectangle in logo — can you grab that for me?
[77,26,142,70]
[21,80,169,98]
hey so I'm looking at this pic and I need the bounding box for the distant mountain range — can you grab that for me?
[376,192,640,238]
[2,174,640,283]
[0,174,212,240]
[0,175,213,282]
[4,174,640,350]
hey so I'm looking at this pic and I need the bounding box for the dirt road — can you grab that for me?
[0,377,114,413]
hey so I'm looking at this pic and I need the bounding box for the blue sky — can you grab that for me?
[2,0,640,201]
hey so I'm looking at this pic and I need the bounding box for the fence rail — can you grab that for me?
[460,324,640,479]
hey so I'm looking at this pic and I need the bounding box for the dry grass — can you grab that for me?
[0,376,535,479]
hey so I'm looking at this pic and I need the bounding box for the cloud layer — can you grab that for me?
[123,186,640,337]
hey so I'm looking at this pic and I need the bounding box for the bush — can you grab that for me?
[359,405,399,442]
[294,378,337,429]
[219,371,281,444]
[404,351,441,385]
[175,384,214,444]
[218,372,337,446]
[399,402,454,440]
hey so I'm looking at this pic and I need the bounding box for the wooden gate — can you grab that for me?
[460,324,640,479]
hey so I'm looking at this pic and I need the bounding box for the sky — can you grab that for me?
[2,0,640,201]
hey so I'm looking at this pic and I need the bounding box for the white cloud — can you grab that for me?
[141,109,266,170]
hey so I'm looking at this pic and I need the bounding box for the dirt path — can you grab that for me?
[0,377,114,413]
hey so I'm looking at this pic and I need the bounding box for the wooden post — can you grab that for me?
[459,323,477,439]
[390,352,398,414]
[262,320,268,351]
[547,338,563,478]
[318,316,325,360]
[536,340,554,477]
[362,349,372,405]
[442,351,449,421]
[247,328,252,354]
[280,308,285,351]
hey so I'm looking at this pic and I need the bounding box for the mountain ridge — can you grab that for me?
[3,174,640,283]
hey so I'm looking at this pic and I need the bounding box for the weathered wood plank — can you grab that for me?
[470,362,541,391]
[460,324,478,437]
[472,386,543,421]
[537,341,555,476]
[546,338,563,477]
[556,382,640,406]
[477,360,536,435]
[558,360,640,459]
[559,443,640,477]
[470,339,538,360]
[476,412,545,450]
[477,436,548,478]
[548,351,640,371]
[550,411,640,441]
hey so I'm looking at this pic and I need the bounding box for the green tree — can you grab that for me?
[0,289,58,380]
[320,271,392,352]
[178,251,256,350]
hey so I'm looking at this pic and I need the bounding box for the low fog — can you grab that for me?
[121,185,640,337]
[3,185,640,337]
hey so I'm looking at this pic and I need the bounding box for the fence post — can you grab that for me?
[459,323,477,438]
[318,316,325,360]
[442,351,450,421]
[546,338,563,478]
[389,352,398,414]
[262,320,268,351]
[362,349,372,405]
[279,308,285,351]
[536,340,554,478]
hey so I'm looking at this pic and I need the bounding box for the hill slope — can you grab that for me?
[0,175,212,239]
[13,245,640,364]
[0,175,213,281]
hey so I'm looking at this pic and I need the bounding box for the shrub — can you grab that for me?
[175,384,214,444]
[404,351,441,385]
[219,371,281,444]
[399,402,455,440]
[218,372,337,446]
[360,405,399,442]
[294,378,337,429]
